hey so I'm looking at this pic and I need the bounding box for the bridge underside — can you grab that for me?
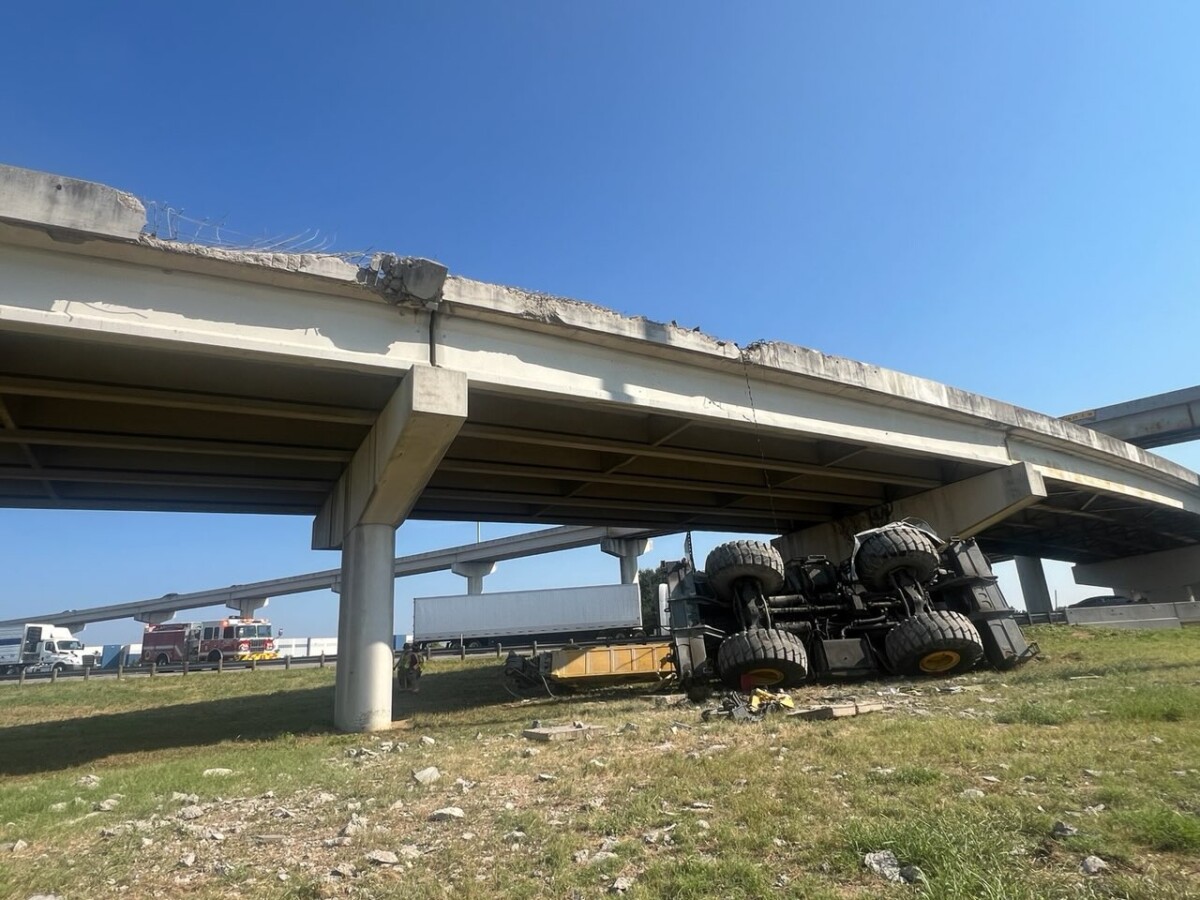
[3,328,1199,565]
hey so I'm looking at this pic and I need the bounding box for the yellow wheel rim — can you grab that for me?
[919,650,961,674]
[744,667,785,684]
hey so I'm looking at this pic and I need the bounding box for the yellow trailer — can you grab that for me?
[542,641,676,687]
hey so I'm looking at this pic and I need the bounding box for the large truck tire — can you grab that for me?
[705,541,785,602]
[855,526,940,591]
[717,627,808,689]
[885,610,984,676]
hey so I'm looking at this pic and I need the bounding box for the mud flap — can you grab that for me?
[973,613,1037,670]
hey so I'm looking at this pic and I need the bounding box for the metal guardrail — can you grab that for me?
[1013,610,1069,626]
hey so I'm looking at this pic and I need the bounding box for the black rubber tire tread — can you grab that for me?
[716,627,809,688]
[855,526,940,592]
[705,540,785,602]
[885,610,984,677]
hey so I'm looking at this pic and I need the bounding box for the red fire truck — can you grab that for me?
[140,617,278,666]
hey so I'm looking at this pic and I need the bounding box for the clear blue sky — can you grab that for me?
[3,3,1199,643]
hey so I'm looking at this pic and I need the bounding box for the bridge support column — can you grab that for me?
[775,462,1047,562]
[1015,557,1053,615]
[314,364,469,733]
[335,523,398,733]
[229,597,269,619]
[601,537,652,585]
[451,561,495,595]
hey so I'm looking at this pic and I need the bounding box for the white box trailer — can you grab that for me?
[0,623,88,674]
[413,584,643,648]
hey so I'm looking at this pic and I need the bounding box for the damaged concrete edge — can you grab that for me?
[742,341,1199,488]
[138,236,361,282]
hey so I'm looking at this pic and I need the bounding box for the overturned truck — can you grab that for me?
[506,521,1035,693]
[671,521,1035,690]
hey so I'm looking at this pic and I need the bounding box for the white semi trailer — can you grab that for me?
[0,623,88,674]
[413,583,643,649]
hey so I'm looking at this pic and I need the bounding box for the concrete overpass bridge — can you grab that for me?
[4,164,1200,730]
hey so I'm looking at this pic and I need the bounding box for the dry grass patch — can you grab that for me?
[1,626,1198,898]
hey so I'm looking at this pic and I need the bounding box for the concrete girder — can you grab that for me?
[1073,544,1200,603]
[774,462,1047,562]
[601,537,652,585]
[450,561,496,595]
[313,365,468,551]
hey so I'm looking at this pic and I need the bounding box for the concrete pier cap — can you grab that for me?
[775,462,1046,562]
[229,597,269,619]
[451,560,496,595]
[1073,544,1200,604]
[602,537,652,585]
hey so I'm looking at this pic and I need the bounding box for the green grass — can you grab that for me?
[2,626,1199,899]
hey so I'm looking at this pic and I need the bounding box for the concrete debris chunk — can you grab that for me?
[420,735,437,746]
[429,807,465,822]
[202,768,234,777]
[610,876,635,893]
[864,850,904,882]
[864,850,924,884]
[792,701,884,720]
[340,814,368,836]
[178,852,196,868]
[523,724,605,742]
[1080,855,1109,875]
[11,839,29,852]
[412,766,441,786]
[536,773,557,782]
[366,850,399,866]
